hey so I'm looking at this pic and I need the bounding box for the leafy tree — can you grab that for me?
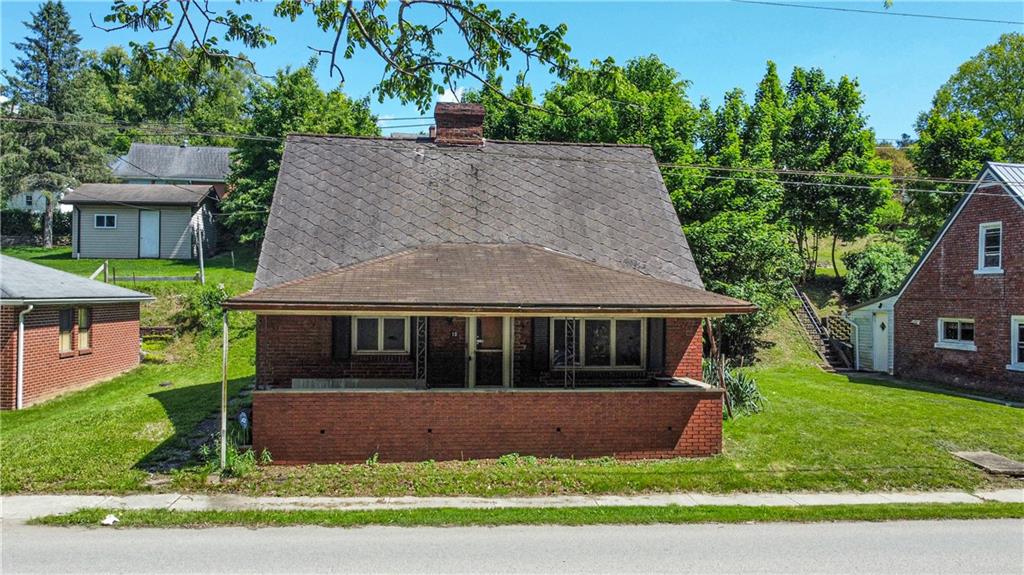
[1,0,109,247]
[222,64,379,244]
[684,211,800,359]
[98,0,574,111]
[88,44,251,152]
[776,67,891,279]
[906,110,1004,251]
[928,33,1023,160]
[841,242,915,305]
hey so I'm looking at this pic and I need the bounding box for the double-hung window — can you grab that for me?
[976,222,1002,273]
[1010,317,1024,372]
[936,318,976,351]
[94,214,117,229]
[552,318,644,369]
[77,308,92,350]
[24,193,33,207]
[353,317,409,353]
[59,309,74,353]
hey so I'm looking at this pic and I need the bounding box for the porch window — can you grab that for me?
[59,309,74,352]
[353,317,409,353]
[1010,317,1024,371]
[936,318,976,351]
[552,318,644,369]
[77,308,92,350]
[976,222,1002,273]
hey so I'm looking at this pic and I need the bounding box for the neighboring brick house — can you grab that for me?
[0,255,153,409]
[223,103,754,464]
[849,162,1023,398]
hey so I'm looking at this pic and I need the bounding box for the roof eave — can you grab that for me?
[1,296,156,305]
[221,300,757,316]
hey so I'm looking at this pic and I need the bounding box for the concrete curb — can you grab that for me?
[2,489,1021,521]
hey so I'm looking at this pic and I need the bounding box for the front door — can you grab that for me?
[139,210,160,258]
[468,316,509,387]
[872,312,889,372]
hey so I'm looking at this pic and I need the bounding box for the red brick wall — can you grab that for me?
[666,318,703,380]
[0,303,141,409]
[894,185,1024,397]
[253,388,723,464]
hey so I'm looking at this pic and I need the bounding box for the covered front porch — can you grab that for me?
[222,243,754,463]
[253,313,706,391]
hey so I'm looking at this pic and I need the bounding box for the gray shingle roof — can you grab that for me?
[229,243,752,313]
[111,143,232,182]
[0,255,154,304]
[254,135,704,292]
[62,183,214,206]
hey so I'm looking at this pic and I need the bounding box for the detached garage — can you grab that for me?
[62,184,217,260]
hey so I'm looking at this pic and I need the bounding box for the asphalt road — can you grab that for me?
[2,519,1022,574]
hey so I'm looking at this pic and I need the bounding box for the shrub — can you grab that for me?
[198,441,271,478]
[841,243,915,305]
[0,208,38,236]
[174,283,228,333]
[703,360,765,418]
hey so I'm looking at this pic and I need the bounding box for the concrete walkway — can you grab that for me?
[2,489,1021,521]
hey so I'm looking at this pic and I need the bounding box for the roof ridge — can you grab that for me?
[285,133,653,149]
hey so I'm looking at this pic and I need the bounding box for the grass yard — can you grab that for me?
[2,247,1021,497]
[34,503,1024,529]
[1,247,257,326]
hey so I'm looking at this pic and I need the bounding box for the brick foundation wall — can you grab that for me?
[0,303,141,409]
[894,185,1024,398]
[253,388,723,464]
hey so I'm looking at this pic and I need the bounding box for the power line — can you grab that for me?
[729,0,1024,26]
[6,115,1020,192]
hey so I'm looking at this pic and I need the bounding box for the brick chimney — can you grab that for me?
[433,102,484,146]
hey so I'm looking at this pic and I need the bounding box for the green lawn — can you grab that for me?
[35,503,1024,529]
[2,248,1021,497]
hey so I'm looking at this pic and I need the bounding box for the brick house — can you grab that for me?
[223,103,754,464]
[0,255,153,409]
[849,162,1023,398]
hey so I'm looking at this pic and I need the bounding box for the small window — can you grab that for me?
[59,309,74,352]
[1011,317,1024,371]
[78,308,92,350]
[552,318,645,369]
[94,214,117,229]
[937,318,976,351]
[353,317,409,353]
[977,222,1002,272]
[24,193,33,207]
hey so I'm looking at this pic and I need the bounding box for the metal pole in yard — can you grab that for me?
[197,227,206,285]
[103,260,108,283]
[220,311,229,470]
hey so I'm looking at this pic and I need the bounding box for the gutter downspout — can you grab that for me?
[16,304,34,409]
[840,314,859,371]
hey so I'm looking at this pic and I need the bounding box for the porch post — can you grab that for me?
[220,311,229,469]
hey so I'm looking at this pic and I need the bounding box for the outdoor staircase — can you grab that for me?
[792,286,852,372]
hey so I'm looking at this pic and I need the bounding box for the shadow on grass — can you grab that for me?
[844,372,1024,407]
[136,376,252,473]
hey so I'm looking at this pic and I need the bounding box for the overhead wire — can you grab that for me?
[728,0,1024,26]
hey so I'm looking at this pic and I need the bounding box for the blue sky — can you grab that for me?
[2,1,1020,138]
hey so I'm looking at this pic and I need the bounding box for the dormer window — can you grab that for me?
[976,222,1002,274]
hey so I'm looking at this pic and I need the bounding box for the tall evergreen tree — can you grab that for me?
[1,1,109,247]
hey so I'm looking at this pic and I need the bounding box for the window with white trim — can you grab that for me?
[353,317,409,353]
[94,214,117,229]
[24,193,33,207]
[977,222,1002,272]
[936,318,976,351]
[552,318,645,369]
[1011,317,1024,371]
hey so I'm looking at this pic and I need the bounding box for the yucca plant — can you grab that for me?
[703,359,766,418]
